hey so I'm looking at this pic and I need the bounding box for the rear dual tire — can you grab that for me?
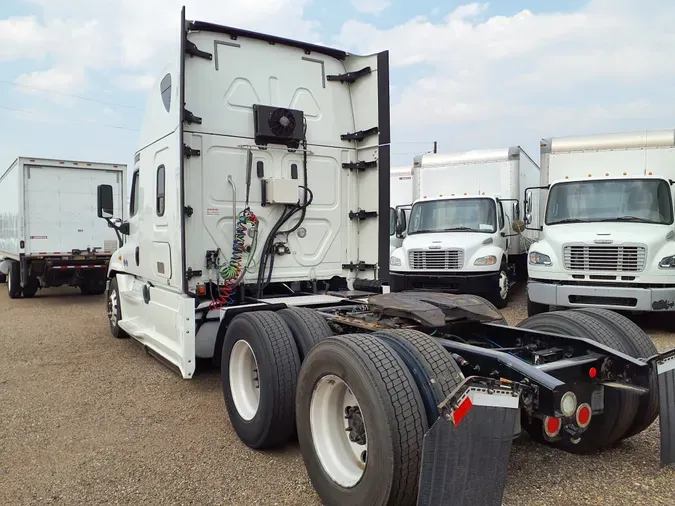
[221,311,462,505]
[572,308,659,438]
[221,311,301,449]
[517,310,643,453]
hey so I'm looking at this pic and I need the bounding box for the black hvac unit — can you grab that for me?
[253,104,305,149]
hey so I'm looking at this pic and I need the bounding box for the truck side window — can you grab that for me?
[156,165,165,216]
[130,170,140,217]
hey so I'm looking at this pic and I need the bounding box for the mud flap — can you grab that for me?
[417,377,522,506]
[656,349,675,467]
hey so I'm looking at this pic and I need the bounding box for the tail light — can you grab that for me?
[576,403,592,428]
[543,416,561,438]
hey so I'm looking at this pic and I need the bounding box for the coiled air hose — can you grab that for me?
[212,207,258,307]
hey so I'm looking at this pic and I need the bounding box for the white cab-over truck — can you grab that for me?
[526,129,675,317]
[93,8,675,506]
[389,147,540,307]
[0,157,126,298]
[389,165,412,254]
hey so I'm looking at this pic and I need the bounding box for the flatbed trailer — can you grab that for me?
[93,8,675,506]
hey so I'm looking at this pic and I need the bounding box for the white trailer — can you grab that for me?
[526,129,675,316]
[0,157,126,298]
[389,146,539,307]
[91,9,675,506]
[389,165,412,253]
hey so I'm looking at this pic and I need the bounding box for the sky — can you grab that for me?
[1,0,675,180]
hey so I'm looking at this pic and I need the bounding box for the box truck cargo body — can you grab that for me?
[389,146,539,307]
[0,157,126,297]
[526,129,675,315]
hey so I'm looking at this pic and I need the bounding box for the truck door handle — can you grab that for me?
[135,246,140,266]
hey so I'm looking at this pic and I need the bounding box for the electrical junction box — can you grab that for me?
[264,178,300,205]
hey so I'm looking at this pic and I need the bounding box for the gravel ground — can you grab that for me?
[1,285,675,505]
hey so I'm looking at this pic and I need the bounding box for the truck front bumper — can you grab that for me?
[390,271,498,294]
[528,280,675,312]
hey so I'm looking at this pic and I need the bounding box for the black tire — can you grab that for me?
[353,278,385,294]
[371,329,464,424]
[221,311,300,449]
[296,334,427,506]
[516,311,639,453]
[526,294,548,317]
[278,307,333,360]
[0,272,6,283]
[22,277,38,298]
[108,277,129,339]
[573,308,659,438]
[487,262,510,309]
[8,261,21,299]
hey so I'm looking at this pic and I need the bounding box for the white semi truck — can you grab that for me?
[0,157,126,297]
[389,147,540,307]
[526,129,675,317]
[92,8,675,506]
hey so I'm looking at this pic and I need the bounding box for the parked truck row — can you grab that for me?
[390,130,675,323]
[79,8,675,506]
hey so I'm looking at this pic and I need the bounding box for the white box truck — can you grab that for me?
[526,129,675,316]
[0,157,126,298]
[389,165,412,254]
[389,146,540,307]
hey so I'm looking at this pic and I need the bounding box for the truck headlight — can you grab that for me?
[659,255,675,268]
[390,256,402,267]
[474,255,497,266]
[529,251,552,266]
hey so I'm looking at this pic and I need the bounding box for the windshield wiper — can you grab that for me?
[598,216,655,223]
[443,226,478,232]
[549,218,588,225]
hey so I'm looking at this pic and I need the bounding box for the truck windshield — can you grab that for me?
[408,198,496,234]
[546,179,674,225]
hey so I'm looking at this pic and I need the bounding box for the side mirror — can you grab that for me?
[525,213,532,225]
[524,189,533,216]
[511,219,526,234]
[514,201,520,220]
[389,208,396,236]
[395,209,407,236]
[97,184,114,219]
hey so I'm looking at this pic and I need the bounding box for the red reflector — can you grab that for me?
[197,285,206,296]
[576,403,592,428]
[589,367,597,379]
[452,396,473,426]
[544,416,561,437]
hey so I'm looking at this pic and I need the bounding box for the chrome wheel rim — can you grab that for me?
[229,340,261,421]
[310,374,367,488]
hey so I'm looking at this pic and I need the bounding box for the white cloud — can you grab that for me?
[114,74,157,92]
[335,0,675,163]
[351,0,391,15]
[16,67,88,95]
[2,0,321,93]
